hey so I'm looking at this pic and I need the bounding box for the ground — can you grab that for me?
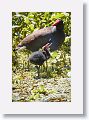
[12,76,71,102]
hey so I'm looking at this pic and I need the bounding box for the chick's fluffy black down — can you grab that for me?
[29,51,46,65]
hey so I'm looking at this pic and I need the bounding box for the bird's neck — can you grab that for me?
[52,25,64,32]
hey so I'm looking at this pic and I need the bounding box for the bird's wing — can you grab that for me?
[20,26,54,46]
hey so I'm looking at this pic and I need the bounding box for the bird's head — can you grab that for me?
[52,19,64,30]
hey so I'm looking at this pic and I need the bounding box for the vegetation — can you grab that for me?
[12,12,71,102]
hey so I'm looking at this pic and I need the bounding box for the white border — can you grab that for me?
[0,0,83,114]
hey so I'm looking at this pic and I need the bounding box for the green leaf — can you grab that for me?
[24,17,30,24]
[51,51,58,58]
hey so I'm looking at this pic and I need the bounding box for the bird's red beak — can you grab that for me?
[52,19,60,26]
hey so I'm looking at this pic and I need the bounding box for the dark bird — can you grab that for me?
[28,43,51,78]
[16,19,65,52]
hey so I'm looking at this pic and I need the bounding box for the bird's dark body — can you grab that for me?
[29,45,50,65]
[22,27,53,52]
[29,51,46,65]
[17,20,65,52]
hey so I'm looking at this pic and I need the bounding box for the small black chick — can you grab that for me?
[29,43,51,78]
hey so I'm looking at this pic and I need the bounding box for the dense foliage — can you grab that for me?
[12,12,71,102]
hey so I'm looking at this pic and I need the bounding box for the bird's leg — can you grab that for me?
[40,65,42,72]
[42,64,45,72]
[46,60,48,73]
[35,65,40,79]
[38,65,40,78]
